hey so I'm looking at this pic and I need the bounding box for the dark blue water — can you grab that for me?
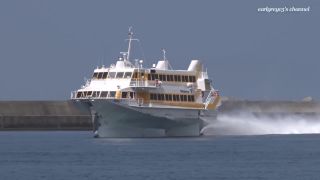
[0,131,319,180]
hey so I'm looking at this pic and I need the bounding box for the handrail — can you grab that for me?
[204,87,219,109]
[129,80,157,88]
[126,98,144,106]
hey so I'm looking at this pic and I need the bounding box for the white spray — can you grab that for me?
[201,113,320,135]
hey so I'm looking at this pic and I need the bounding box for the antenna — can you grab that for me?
[127,26,133,61]
[126,26,139,61]
[161,48,173,70]
[162,48,166,61]
[119,27,140,68]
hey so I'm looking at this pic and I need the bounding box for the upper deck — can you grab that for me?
[71,28,220,110]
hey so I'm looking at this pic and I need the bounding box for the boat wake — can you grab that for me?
[201,113,320,135]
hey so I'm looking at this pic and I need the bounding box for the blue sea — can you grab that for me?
[0,131,319,180]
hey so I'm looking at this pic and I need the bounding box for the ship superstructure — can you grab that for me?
[71,28,221,137]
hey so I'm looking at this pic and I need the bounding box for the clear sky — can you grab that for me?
[0,0,319,100]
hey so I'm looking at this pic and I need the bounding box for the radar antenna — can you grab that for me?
[126,26,139,62]
[161,48,173,70]
[162,48,166,61]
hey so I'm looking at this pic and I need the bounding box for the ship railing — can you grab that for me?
[70,91,116,100]
[70,91,97,99]
[204,87,219,109]
[126,98,144,107]
[129,80,157,88]
[70,92,145,106]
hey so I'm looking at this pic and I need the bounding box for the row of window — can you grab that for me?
[92,71,197,83]
[150,93,195,102]
[147,74,196,82]
[92,72,132,79]
[76,91,136,98]
[76,91,195,102]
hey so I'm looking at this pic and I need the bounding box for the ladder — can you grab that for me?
[204,87,218,109]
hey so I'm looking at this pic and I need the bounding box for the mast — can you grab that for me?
[162,48,166,62]
[127,26,133,61]
[161,48,172,70]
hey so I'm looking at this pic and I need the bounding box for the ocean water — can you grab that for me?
[0,131,320,180]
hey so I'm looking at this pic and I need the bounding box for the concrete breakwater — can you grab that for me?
[219,100,320,116]
[0,101,91,130]
[0,100,319,130]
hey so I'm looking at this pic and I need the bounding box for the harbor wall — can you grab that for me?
[0,101,92,130]
[0,100,319,130]
[219,100,320,116]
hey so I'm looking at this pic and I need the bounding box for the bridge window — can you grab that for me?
[108,72,116,78]
[124,72,132,78]
[102,72,108,79]
[92,73,98,79]
[100,91,108,97]
[76,92,82,98]
[97,73,103,79]
[116,72,124,78]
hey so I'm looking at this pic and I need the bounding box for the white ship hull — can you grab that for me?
[71,28,221,137]
[89,99,212,137]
